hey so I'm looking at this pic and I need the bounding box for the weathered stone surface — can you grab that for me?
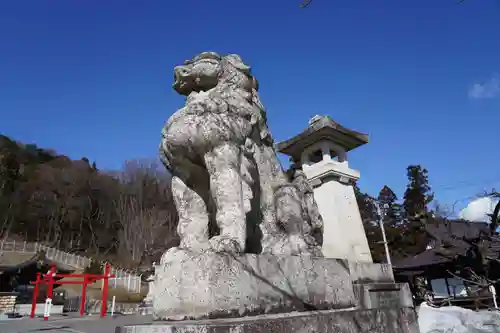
[117,307,419,333]
[353,283,414,310]
[159,52,323,256]
[288,167,324,253]
[349,262,394,284]
[153,249,355,320]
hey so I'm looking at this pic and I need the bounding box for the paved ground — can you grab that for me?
[0,314,154,333]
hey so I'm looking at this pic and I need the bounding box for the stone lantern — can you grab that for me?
[277,115,372,262]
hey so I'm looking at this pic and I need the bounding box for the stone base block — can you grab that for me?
[117,307,419,333]
[153,249,355,320]
[353,283,414,309]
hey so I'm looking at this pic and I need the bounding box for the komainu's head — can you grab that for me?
[172,52,258,96]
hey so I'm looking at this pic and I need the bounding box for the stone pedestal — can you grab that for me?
[153,249,356,320]
[117,307,419,333]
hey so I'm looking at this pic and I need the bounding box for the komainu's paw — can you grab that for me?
[209,236,243,253]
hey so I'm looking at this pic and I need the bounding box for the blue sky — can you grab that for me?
[1,0,499,214]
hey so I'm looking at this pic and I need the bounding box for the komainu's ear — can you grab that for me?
[186,52,221,65]
[224,54,251,75]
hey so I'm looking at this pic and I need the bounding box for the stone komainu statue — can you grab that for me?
[159,52,323,257]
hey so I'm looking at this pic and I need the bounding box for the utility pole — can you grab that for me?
[374,201,392,266]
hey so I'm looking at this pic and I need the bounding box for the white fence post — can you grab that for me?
[111,296,116,317]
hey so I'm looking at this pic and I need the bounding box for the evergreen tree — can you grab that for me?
[354,183,388,262]
[386,165,435,258]
[354,183,377,224]
[378,185,397,206]
[403,165,434,218]
[377,185,402,225]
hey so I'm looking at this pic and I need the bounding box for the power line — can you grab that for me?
[432,177,500,192]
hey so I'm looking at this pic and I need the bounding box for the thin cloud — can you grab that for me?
[468,74,500,99]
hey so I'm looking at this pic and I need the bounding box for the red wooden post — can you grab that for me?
[30,273,41,319]
[46,265,56,298]
[80,276,88,316]
[29,264,115,319]
[44,265,56,321]
[101,263,110,317]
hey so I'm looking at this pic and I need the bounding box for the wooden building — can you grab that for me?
[393,219,500,308]
[0,250,74,304]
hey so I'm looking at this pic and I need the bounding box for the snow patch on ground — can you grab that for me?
[417,303,500,333]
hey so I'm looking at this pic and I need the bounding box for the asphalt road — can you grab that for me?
[0,314,154,333]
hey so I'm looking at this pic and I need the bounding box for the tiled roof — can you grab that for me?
[0,252,38,268]
[393,250,452,270]
[426,220,490,243]
[393,219,500,270]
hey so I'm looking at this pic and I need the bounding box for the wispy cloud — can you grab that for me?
[468,74,500,99]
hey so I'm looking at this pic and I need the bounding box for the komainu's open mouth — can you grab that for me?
[173,72,180,87]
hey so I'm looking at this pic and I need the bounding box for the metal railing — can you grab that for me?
[106,265,142,294]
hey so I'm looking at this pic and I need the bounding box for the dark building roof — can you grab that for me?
[0,251,75,274]
[427,220,490,243]
[393,250,451,271]
[0,252,37,269]
[393,219,500,271]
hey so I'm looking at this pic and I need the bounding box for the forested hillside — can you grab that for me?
[0,135,177,270]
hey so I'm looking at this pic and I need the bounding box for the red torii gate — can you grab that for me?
[30,263,115,320]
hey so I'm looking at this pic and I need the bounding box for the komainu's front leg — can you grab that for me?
[204,143,246,253]
[171,176,210,252]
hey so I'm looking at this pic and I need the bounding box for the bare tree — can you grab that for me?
[113,159,177,268]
